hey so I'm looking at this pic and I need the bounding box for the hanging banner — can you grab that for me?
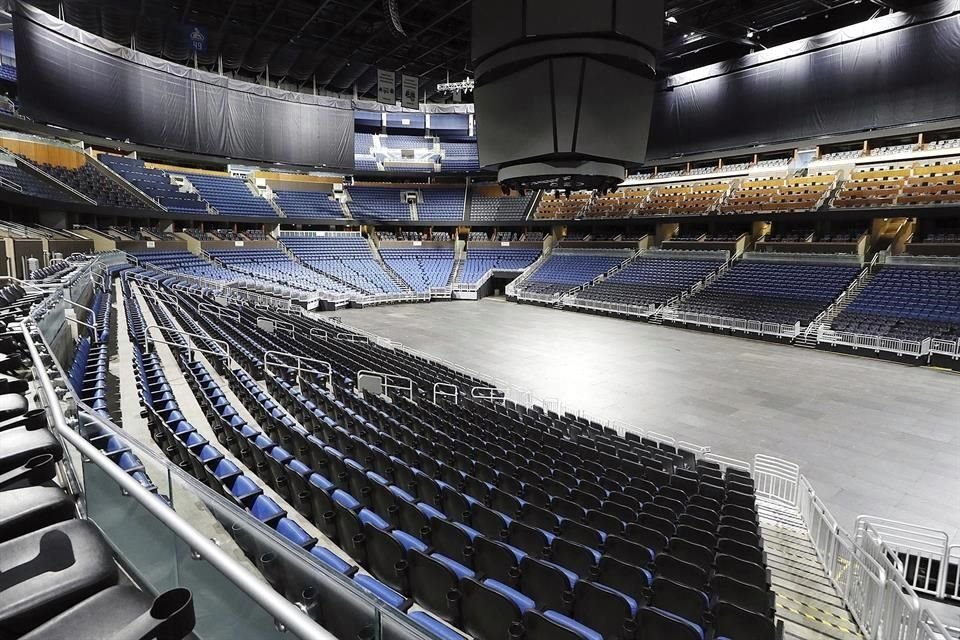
[377,69,396,105]
[401,74,419,110]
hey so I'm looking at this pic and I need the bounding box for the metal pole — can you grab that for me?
[21,320,337,640]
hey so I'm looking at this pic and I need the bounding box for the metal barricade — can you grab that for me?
[753,454,800,506]
[199,301,239,322]
[855,517,950,600]
[432,383,459,405]
[257,316,295,337]
[144,324,230,363]
[471,386,507,404]
[264,351,332,391]
[357,370,414,401]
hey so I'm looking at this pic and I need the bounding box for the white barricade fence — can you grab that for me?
[930,338,960,358]
[198,301,238,321]
[765,461,953,640]
[818,328,932,358]
[662,310,799,338]
[854,517,951,600]
[754,455,800,507]
[432,383,459,405]
[264,351,332,391]
[358,370,414,401]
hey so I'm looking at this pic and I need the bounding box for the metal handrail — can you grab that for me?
[20,320,337,640]
[144,324,230,361]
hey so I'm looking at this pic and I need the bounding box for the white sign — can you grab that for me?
[146,241,156,248]
[234,240,244,247]
[401,75,419,110]
[413,241,422,247]
[377,69,396,105]
[501,242,510,247]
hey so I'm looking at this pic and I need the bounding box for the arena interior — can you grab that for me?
[0,1,959,639]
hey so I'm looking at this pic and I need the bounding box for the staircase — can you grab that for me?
[448,254,465,286]
[367,237,414,292]
[796,256,880,348]
[760,503,865,640]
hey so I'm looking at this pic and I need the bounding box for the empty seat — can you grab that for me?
[522,609,603,640]
[460,578,534,640]
[636,607,704,640]
[571,580,638,640]
[0,520,118,636]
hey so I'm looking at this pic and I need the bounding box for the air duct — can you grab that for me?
[472,0,663,193]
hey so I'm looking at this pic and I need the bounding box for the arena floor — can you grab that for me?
[323,298,960,543]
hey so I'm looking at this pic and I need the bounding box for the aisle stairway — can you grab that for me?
[367,237,414,292]
[760,503,864,640]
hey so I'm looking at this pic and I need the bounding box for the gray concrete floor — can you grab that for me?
[322,298,960,543]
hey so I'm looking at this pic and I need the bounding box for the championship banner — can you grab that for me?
[401,74,419,110]
[377,69,396,105]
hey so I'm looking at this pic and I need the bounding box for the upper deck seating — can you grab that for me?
[580,188,651,219]
[99,156,207,214]
[348,187,412,220]
[833,166,909,208]
[646,182,730,216]
[180,173,276,218]
[534,193,592,219]
[275,190,344,220]
[0,160,82,203]
[39,162,147,208]
[469,193,532,221]
[417,190,465,221]
[723,174,836,213]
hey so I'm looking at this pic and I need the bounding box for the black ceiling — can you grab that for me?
[24,0,939,101]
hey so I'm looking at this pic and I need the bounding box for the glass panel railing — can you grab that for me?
[24,270,442,640]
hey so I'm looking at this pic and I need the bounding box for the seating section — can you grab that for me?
[833,266,960,341]
[469,192,533,221]
[39,162,148,208]
[208,248,355,296]
[646,182,730,216]
[676,259,860,325]
[519,252,630,297]
[381,248,456,291]
[114,282,778,640]
[417,189,465,221]
[275,190,344,220]
[458,248,541,284]
[575,253,726,309]
[581,187,652,219]
[440,142,480,172]
[180,173,276,217]
[348,187,412,220]
[130,250,237,283]
[0,159,82,203]
[99,156,208,214]
[534,192,592,219]
[899,161,960,206]
[833,166,910,208]
[0,269,197,640]
[722,175,836,213]
[280,235,402,295]
[380,135,434,150]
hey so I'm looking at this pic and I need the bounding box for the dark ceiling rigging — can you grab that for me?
[23,0,937,101]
